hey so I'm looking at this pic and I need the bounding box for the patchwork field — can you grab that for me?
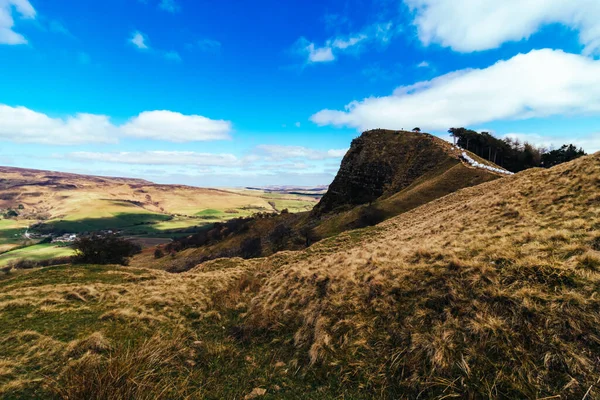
[0,166,320,266]
[0,243,74,266]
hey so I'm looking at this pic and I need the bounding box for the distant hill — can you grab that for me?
[0,166,318,258]
[0,166,312,222]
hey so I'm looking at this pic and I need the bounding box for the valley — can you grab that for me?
[0,166,319,266]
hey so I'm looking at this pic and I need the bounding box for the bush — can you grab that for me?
[240,237,262,259]
[353,205,387,229]
[73,235,141,266]
[269,224,293,252]
[4,209,19,218]
[154,248,164,259]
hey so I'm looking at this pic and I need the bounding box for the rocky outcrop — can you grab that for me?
[313,129,458,215]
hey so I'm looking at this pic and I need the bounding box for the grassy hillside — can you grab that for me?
[1,152,599,398]
[145,130,503,271]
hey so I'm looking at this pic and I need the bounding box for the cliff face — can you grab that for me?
[313,129,459,215]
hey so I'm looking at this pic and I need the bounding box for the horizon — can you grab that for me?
[1,0,600,186]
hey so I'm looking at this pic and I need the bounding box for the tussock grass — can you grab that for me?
[49,333,197,400]
[1,153,600,398]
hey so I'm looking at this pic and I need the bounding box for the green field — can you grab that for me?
[0,243,74,266]
[0,191,319,267]
[0,219,36,253]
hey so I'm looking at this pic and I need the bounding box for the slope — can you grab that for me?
[147,129,503,269]
[2,149,598,398]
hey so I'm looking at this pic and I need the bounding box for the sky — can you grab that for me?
[1,0,599,187]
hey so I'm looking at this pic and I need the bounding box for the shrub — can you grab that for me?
[240,237,262,259]
[299,225,319,247]
[4,209,19,218]
[269,224,293,252]
[73,235,142,266]
[353,205,387,229]
[154,248,165,259]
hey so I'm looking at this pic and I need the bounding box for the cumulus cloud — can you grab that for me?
[295,22,397,64]
[129,31,148,49]
[405,0,600,54]
[311,49,600,131]
[67,151,237,167]
[0,0,35,45]
[255,145,348,160]
[120,110,232,142]
[0,105,233,144]
[0,105,117,145]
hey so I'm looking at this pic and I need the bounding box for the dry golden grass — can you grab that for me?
[242,152,600,398]
[1,154,599,398]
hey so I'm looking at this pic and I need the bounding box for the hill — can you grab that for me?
[147,130,505,271]
[0,166,317,223]
[0,166,318,263]
[1,149,598,398]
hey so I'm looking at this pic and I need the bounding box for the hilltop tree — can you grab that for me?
[448,128,560,172]
[412,127,421,132]
[542,144,586,168]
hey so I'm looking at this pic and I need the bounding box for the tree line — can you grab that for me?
[447,128,586,172]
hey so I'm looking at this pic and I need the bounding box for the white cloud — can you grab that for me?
[256,145,348,160]
[67,151,237,167]
[295,21,398,64]
[0,105,233,144]
[405,0,600,55]
[417,61,430,68]
[0,105,117,145]
[297,40,335,63]
[326,149,348,158]
[120,110,232,142]
[159,0,180,13]
[295,122,301,128]
[129,31,148,49]
[129,31,181,61]
[311,49,600,131]
[0,0,35,45]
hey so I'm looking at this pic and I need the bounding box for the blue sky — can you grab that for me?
[1,0,599,187]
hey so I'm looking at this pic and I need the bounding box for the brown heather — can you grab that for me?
[0,152,599,398]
